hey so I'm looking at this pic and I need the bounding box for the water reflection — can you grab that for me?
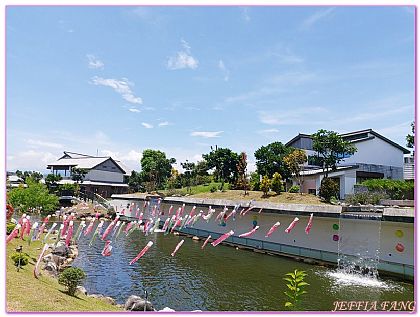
[73,224,414,311]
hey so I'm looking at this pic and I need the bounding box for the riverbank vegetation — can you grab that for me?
[6,237,122,312]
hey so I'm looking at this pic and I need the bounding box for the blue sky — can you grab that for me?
[6,6,415,173]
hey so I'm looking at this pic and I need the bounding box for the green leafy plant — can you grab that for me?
[58,267,87,296]
[345,192,388,205]
[7,222,16,235]
[260,175,271,197]
[209,185,217,193]
[361,179,414,200]
[284,269,309,310]
[271,172,284,194]
[11,252,29,268]
[319,177,339,201]
[288,185,300,193]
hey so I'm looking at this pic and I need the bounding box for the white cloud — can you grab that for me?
[218,60,230,81]
[26,139,63,149]
[167,39,199,70]
[128,108,141,113]
[91,76,143,104]
[158,121,169,127]
[190,131,223,138]
[87,54,104,69]
[6,150,58,172]
[240,7,251,22]
[301,7,335,30]
[259,107,328,125]
[258,129,280,134]
[142,122,154,129]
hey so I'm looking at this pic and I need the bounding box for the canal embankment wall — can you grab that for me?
[111,194,414,280]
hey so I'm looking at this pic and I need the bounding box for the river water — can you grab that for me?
[72,221,414,312]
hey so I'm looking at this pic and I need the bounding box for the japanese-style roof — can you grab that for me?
[47,152,128,174]
[285,129,410,154]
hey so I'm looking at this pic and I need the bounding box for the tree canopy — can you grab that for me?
[7,178,59,215]
[140,149,176,191]
[406,121,414,149]
[311,129,357,178]
[254,142,293,179]
[202,147,240,185]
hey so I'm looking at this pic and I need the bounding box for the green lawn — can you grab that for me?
[6,236,122,312]
[159,183,327,206]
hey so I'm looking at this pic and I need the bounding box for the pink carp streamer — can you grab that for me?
[239,226,260,238]
[305,214,314,235]
[20,217,28,240]
[168,205,174,215]
[201,235,212,249]
[34,243,49,279]
[189,206,197,218]
[101,217,120,240]
[36,215,51,240]
[212,230,234,247]
[265,222,281,237]
[129,241,153,265]
[171,239,185,257]
[6,224,21,243]
[170,217,182,233]
[162,218,171,231]
[258,208,263,214]
[241,206,255,217]
[101,240,113,256]
[43,223,57,243]
[285,217,299,233]
[65,221,74,246]
[124,221,134,234]
[84,219,96,236]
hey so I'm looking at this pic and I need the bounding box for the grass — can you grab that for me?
[6,236,123,312]
[188,190,328,205]
[158,183,327,206]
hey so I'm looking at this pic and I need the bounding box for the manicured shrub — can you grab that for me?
[58,267,86,296]
[6,222,16,235]
[11,252,29,268]
[345,192,388,205]
[271,172,284,194]
[319,177,339,201]
[288,185,300,193]
[362,179,414,200]
[260,176,271,197]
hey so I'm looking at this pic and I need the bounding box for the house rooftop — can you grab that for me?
[285,129,410,154]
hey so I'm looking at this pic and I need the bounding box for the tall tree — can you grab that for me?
[202,147,240,190]
[283,149,308,194]
[311,129,357,178]
[45,173,62,193]
[406,121,415,149]
[128,171,143,193]
[140,149,176,191]
[236,152,249,195]
[15,170,43,183]
[71,167,88,184]
[254,142,293,179]
[181,160,195,193]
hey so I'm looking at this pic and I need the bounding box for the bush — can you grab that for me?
[250,172,260,191]
[6,222,16,235]
[288,185,300,193]
[260,176,271,197]
[319,177,339,201]
[346,192,388,205]
[11,252,29,268]
[209,185,217,193]
[362,179,414,200]
[271,172,284,194]
[58,267,86,296]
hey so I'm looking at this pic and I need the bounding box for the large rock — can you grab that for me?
[124,295,155,311]
[43,254,66,266]
[76,285,88,295]
[43,261,58,277]
[52,241,69,257]
[102,296,116,306]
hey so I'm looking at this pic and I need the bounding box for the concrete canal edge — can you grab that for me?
[111,194,414,281]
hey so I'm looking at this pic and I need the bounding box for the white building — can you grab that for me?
[46,151,131,198]
[285,129,410,199]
